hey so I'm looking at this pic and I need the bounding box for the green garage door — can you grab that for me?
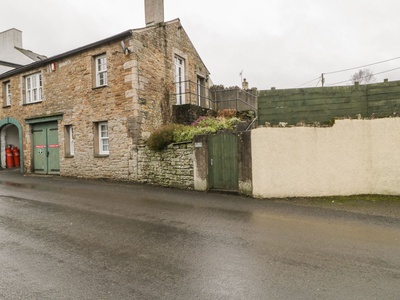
[32,122,60,175]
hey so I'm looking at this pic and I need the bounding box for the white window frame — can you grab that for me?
[175,55,185,105]
[25,73,43,103]
[68,125,74,156]
[69,126,74,156]
[95,54,107,87]
[64,125,74,157]
[98,122,109,155]
[5,82,11,106]
[197,76,206,107]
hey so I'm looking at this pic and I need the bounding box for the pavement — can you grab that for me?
[278,195,400,220]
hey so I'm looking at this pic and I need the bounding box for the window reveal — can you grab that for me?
[95,55,107,87]
[25,73,43,103]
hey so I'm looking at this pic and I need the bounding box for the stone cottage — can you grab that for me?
[0,0,211,181]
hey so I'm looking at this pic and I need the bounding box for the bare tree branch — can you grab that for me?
[350,68,376,84]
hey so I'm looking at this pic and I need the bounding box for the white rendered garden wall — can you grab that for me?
[252,118,400,198]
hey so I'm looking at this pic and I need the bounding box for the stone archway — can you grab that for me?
[0,117,23,172]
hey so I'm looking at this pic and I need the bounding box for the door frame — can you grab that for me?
[26,115,63,175]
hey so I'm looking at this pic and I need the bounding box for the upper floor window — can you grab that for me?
[95,54,107,87]
[6,82,11,106]
[25,73,43,103]
[197,76,206,107]
[174,55,186,105]
[2,81,11,106]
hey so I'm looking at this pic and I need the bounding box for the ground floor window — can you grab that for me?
[94,121,109,156]
[64,125,74,157]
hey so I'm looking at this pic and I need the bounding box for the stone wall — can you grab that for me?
[136,142,194,189]
[133,20,210,137]
[172,104,213,125]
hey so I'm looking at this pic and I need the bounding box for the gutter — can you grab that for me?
[0,60,23,68]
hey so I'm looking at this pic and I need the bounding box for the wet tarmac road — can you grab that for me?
[0,170,399,299]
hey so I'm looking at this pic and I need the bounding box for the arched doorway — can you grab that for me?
[0,117,23,172]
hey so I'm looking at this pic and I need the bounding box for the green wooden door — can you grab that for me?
[48,126,60,174]
[208,132,238,191]
[32,122,60,175]
[32,125,47,174]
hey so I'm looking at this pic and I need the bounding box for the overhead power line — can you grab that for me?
[326,66,400,86]
[298,55,400,88]
[373,66,400,76]
[297,76,320,88]
[323,56,400,75]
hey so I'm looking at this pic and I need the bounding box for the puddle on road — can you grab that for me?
[0,181,61,192]
[0,181,33,188]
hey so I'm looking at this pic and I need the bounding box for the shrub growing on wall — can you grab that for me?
[147,114,241,150]
[146,124,184,151]
[174,116,240,143]
[218,109,238,119]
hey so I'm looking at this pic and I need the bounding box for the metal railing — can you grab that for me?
[171,80,257,113]
[172,80,212,108]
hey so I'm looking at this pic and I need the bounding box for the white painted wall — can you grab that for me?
[1,125,20,168]
[252,118,400,198]
[0,28,35,73]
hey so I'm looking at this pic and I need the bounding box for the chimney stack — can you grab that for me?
[145,0,164,26]
[242,78,249,90]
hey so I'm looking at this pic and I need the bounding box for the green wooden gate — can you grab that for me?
[208,132,238,191]
[32,122,60,175]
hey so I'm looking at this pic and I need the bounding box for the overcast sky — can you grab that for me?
[3,0,400,89]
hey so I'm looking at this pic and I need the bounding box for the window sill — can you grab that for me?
[92,85,108,90]
[23,101,43,106]
[94,154,109,158]
[65,155,74,158]
[2,105,11,108]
